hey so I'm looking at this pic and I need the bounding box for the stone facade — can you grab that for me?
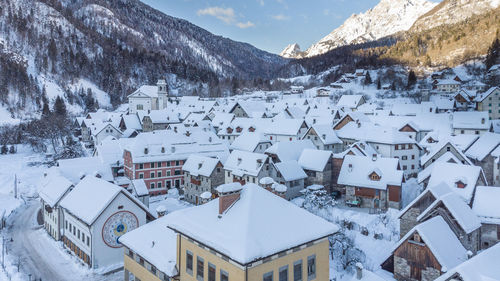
[479,223,500,250]
[304,159,333,191]
[400,208,422,238]
[184,163,225,205]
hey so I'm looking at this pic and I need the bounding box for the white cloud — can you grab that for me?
[272,14,290,21]
[237,21,255,28]
[197,6,255,29]
[197,7,236,24]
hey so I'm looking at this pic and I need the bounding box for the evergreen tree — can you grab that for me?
[42,102,50,116]
[485,38,500,70]
[407,70,417,88]
[364,72,372,85]
[54,96,67,116]
[377,79,381,90]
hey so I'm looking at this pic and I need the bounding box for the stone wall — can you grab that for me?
[400,208,421,238]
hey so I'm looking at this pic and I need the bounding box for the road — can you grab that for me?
[5,201,122,281]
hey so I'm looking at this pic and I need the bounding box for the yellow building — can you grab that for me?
[120,183,338,281]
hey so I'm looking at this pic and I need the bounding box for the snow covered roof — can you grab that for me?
[182,155,220,177]
[337,122,418,145]
[166,184,338,265]
[393,216,468,271]
[60,176,123,225]
[305,124,342,145]
[465,132,500,161]
[224,150,268,177]
[398,183,452,219]
[474,86,500,102]
[417,152,465,183]
[128,85,158,98]
[39,170,73,208]
[274,161,307,181]
[417,192,481,234]
[122,114,142,130]
[338,155,403,190]
[420,140,471,166]
[427,162,483,204]
[264,118,307,136]
[298,149,332,172]
[131,179,149,197]
[265,140,316,162]
[472,186,500,225]
[119,215,178,277]
[57,156,114,184]
[230,132,269,152]
[452,112,490,130]
[434,243,500,281]
[216,182,243,193]
[437,79,461,86]
[337,95,364,109]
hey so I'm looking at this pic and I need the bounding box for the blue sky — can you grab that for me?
[141,0,382,54]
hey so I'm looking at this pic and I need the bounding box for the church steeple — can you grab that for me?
[157,79,168,110]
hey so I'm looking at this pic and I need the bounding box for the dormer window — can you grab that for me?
[456,180,466,189]
[369,172,381,181]
[248,127,255,132]
[412,233,422,243]
[236,127,242,133]
[227,127,233,134]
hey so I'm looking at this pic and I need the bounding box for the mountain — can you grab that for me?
[282,0,437,59]
[0,0,286,117]
[411,0,500,32]
[279,43,305,59]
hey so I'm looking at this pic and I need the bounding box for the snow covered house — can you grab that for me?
[382,216,468,281]
[224,150,270,185]
[475,86,500,120]
[59,176,154,269]
[338,155,403,210]
[166,183,338,281]
[301,124,342,152]
[452,111,490,135]
[436,79,461,93]
[128,80,168,114]
[263,118,309,142]
[464,132,500,185]
[420,140,472,170]
[434,243,500,281]
[269,160,308,199]
[182,155,224,205]
[138,110,181,132]
[92,122,123,146]
[265,139,316,163]
[123,130,228,195]
[472,186,500,250]
[129,179,150,208]
[120,215,178,281]
[39,171,74,241]
[336,95,366,111]
[298,149,334,192]
[333,112,369,130]
[229,101,270,118]
[419,162,486,205]
[336,122,421,177]
[229,132,272,153]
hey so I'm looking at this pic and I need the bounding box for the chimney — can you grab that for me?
[161,147,165,153]
[217,183,243,216]
[198,162,203,169]
[171,146,176,153]
[348,163,353,172]
[144,147,149,154]
[156,205,166,218]
[372,154,377,161]
[237,158,242,165]
[355,263,363,280]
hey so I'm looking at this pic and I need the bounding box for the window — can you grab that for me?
[139,173,144,179]
[395,145,399,150]
[167,171,171,176]
[175,170,181,175]
[158,181,162,188]
[401,144,406,150]
[77,229,80,239]
[150,172,155,178]
[197,257,204,281]
[87,236,90,246]
[228,171,231,177]
[411,165,415,169]
[82,233,85,243]
[186,251,193,275]
[402,156,407,160]
[411,155,415,160]
[158,162,162,167]
[263,271,273,281]
[139,163,144,169]
[403,165,407,170]
[151,162,155,168]
[158,171,162,177]
[408,144,413,149]
[447,146,451,152]
[476,131,480,135]
[307,255,316,280]
[220,270,229,281]
[150,182,155,189]
[151,265,157,275]
[279,265,288,281]
[208,263,216,281]
[167,162,171,167]
[65,221,68,229]
[294,260,302,281]
[137,104,143,110]
[176,161,180,166]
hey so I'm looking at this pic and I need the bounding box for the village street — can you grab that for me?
[3,201,122,281]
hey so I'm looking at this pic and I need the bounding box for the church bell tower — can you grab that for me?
[157,79,168,110]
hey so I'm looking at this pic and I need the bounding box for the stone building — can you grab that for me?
[182,155,224,205]
[382,216,468,281]
[472,186,500,250]
[298,149,333,192]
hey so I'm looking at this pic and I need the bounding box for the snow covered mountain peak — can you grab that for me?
[285,0,437,58]
[280,43,304,59]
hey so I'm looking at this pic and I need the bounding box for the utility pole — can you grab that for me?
[14,174,18,199]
